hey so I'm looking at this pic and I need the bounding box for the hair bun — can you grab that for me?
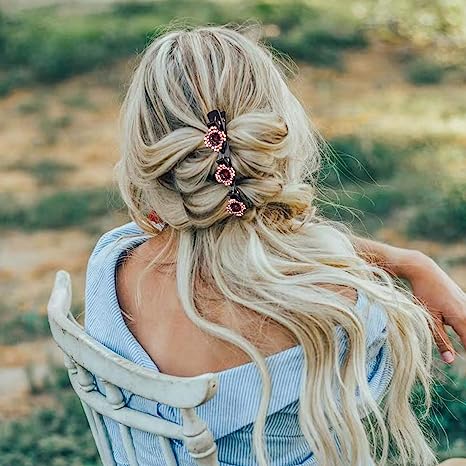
[228,112,288,152]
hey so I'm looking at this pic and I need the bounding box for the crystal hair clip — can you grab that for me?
[147,210,167,231]
[204,109,247,217]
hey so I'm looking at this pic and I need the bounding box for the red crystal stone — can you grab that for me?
[226,198,246,216]
[230,201,241,212]
[219,168,231,181]
[209,132,222,145]
[148,211,161,223]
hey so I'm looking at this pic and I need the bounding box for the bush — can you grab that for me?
[11,160,76,185]
[405,57,447,85]
[0,385,99,466]
[0,188,124,231]
[268,19,367,68]
[0,312,50,345]
[0,1,369,93]
[317,183,408,236]
[0,10,159,84]
[412,364,466,456]
[407,184,466,241]
[321,136,404,186]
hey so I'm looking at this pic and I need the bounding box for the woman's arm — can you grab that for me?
[353,236,466,364]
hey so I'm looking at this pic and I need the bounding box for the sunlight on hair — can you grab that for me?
[116,24,435,466]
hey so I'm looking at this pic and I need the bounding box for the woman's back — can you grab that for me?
[115,223,299,377]
[85,222,392,466]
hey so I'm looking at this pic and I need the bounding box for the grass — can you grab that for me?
[0,368,99,466]
[413,364,466,457]
[405,57,448,85]
[62,92,96,111]
[10,160,76,185]
[407,184,466,241]
[16,96,46,114]
[321,136,406,186]
[39,115,73,145]
[0,312,50,345]
[318,182,408,234]
[0,302,82,346]
[0,188,124,231]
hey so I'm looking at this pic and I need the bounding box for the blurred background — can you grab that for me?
[0,0,465,464]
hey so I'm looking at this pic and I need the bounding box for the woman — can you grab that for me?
[85,25,466,466]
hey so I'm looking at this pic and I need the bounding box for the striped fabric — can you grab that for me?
[84,222,393,465]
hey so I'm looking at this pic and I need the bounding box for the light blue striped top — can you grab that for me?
[84,222,393,465]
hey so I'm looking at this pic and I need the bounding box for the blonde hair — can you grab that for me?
[116,24,436,466]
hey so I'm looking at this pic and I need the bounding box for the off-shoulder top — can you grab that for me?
[84,222,393,465]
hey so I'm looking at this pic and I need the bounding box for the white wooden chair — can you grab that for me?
[47,270,220,466]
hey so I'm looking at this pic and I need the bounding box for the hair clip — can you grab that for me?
[147,210,167,231]
[204,110,227,153]
[226,186,247,217]
[204,109,247,217]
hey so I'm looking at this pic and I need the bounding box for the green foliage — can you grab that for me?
[1,0,465,94]
[16,96,46,114]
[269,23,367,68]
[250,1,310,30]
[318,183,407,235]
[321,136,403,186]
[0,0,226,90]
[0,312,50,345]
[0,10,157,86]
[39,115,73,145]
[405,57,447,85]
[0,1,369,93]
[0,188,124,231]
[412,364,466,455]
[407,184,466,242]
[317,136,465,242]
[11,160,76,185]
[248,1,367,67]
[342,185,407,216]
[0,380,99,466]
[111,1,160,16]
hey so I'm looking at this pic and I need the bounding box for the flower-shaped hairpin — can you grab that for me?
[226,186,247,216]
[204,109,247,217]
[204,126,227,153]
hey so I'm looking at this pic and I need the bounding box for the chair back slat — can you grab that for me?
[102,380,139,465]
[69,371,183,438]
[81,401,105,459]
[47,270,220,466]
[92,409,117,466]
[181,408,219,466]
[118,424,139,466]
[158,437,178,466]
[76,364,95,392]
